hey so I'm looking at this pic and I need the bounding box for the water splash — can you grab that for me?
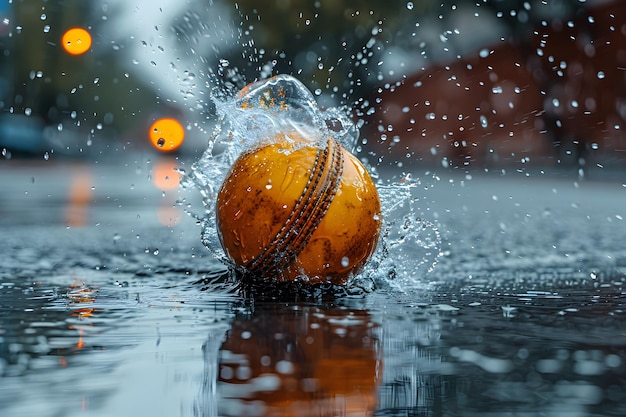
[369,179,442,291]
[182,74,440,291]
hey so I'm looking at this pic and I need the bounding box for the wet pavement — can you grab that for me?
[0,157,625,417]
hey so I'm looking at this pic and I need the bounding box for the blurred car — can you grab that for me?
[0,113,47,154]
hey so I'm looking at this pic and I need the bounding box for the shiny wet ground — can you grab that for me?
[0,159,625,417]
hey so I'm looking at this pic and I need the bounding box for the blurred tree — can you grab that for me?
[209,0,435,105]
[3,0,593,153]
[4,0,164,150]
[187,0,592,109]
[477,0,591,37]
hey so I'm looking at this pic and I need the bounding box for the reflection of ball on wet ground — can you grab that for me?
[216,131,381,285]
[218,305,380,415]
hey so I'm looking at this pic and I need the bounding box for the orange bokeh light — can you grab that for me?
[158,205,181,227]
[61,27,92,56]
[152,159,182,190]
[65,166,93,227]
[149,118,185,152]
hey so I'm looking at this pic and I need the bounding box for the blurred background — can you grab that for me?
[1,3,625,415]
[0,0,624,170]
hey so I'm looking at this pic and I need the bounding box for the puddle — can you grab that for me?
[1,164,625,416]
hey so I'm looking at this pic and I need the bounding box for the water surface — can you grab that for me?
[1,160,624,417]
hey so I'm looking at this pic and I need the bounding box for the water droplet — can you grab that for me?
[597,71,605,79]
[406,2,414,10]
[501,305,517,318]
[341,257,350,268]
[157,138,166,147]
[492,86,503,94]
[43,152,49,161]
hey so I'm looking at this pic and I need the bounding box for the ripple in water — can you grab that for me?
[182,74,441,294]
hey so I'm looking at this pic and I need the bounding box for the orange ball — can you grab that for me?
[216,132,381,285]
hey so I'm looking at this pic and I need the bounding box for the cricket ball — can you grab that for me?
[216,132,381,285]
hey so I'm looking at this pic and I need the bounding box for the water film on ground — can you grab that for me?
[1,0,626,416]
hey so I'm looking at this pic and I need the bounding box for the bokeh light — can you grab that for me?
[61,27,92,56]
[65,166,93,227]
[158,205,181,227]
[152,159,182,190]
[149,118,185,152]
[152,159,182,226]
